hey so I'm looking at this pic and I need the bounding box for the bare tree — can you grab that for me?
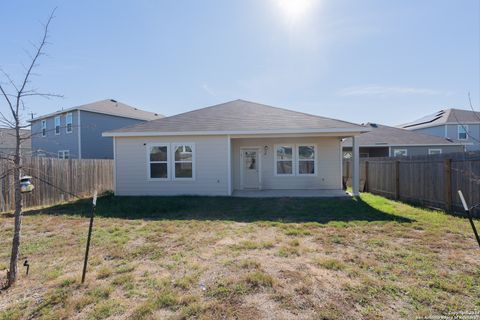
[0,8,60,288]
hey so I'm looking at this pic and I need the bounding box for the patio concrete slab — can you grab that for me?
[232,189,350,198]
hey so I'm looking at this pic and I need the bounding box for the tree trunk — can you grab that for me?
[7,125,22,287]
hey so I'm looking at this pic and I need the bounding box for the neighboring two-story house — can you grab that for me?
[399,108,480,151]
[30,99,163,159]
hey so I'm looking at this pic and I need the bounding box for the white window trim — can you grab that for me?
[274,144,295,176]
[428,148,442,155]
[458,125,468,140]
[58,150,70,159]
[66,112,73,134]
[54,116,61,135]
[296,144,317,176]
[172,142,196,181]
[146,143,170,181]
[41,120,47,137]
[393,149,408,157]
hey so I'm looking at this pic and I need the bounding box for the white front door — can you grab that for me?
[242,149,259,189]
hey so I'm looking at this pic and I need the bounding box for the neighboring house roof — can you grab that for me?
[104,100,369,136]
[399,108,480,130]
[103,99,369,137]
[0,128,31,149]
[30,99,163,122]
[342,123,465,147]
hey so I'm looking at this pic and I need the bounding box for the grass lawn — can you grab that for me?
[0,193,479,319]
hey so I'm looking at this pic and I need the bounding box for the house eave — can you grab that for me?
[102,127,371,138]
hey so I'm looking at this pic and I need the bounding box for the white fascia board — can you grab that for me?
[102,127,371,137]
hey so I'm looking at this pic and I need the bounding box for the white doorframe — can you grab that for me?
[239,146,262,190]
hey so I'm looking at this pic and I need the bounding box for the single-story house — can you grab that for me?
[342,123,465,158]
[103,100,369,197]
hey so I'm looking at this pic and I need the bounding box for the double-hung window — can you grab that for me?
[54,116,61,135]
[148,143,195,180]
[275,145,293,175]
[393,149,407,157]
[297,145,316,175]
[428,149,442,155]
[66,113,73,133]
[41,120,47,137]
[275,144,316,176]
[58,150,70,159]
[149,144,169,179]
[458,125,468,140]
[173,144,194,179]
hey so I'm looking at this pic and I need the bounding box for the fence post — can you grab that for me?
[364,161,369,192]
[395,160,400,200]
[444,158,452,212]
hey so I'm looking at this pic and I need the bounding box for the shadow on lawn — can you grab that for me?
[19,193,414,224]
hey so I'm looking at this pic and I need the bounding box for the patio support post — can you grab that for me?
[352,136,360,196]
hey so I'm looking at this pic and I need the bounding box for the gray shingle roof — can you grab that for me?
[342,123,464,147]
[105,99,368,136]
[399,108,480,130]
[30,99,163,122]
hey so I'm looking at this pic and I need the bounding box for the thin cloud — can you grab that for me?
[201,83,217,97]
[338,85,442,97]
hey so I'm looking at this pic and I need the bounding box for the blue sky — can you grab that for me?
[1,0,479,125]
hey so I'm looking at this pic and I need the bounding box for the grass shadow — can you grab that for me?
[18,193,414,224]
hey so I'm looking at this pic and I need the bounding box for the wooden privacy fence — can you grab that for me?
[0,157,114,212]
[343,152,480,216]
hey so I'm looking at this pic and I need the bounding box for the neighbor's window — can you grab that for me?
[428,149,442,155]
[458,125,468,140]
[276,145,293,175]
[173,144,194,179]
[393,149,407,157]
[343,151,352,159]
[41,120,47,137]
[297,145,315,175]
[66,113,73,133]
[149,145,169,179]
[58,150,70,159]
[55,116,60,135]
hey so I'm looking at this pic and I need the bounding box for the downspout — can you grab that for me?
[77,110,82,159]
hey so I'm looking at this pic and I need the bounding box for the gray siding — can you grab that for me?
[31,110,80,158]
[80,111,145,159]
[413,124,480,151]
[232,137,342,191]
[115,135,229,196]
[413,125,446,137]
[390,145,464,156]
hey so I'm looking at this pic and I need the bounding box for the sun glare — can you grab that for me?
[275,0,316,24]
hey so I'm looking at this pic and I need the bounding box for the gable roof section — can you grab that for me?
[103,99,369,137]
[30,99,163,122]
[342,123,465,147]
[399,108,480,130]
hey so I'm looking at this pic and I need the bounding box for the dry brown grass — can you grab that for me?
[0,193,479,319]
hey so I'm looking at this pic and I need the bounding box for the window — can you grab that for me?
[66,113,73,133]
[297,145,315,175]
[149,144,169,179]
[173,144,194,179]
[41,120,46,137]
[458,125,468,140]
[58,150,70,159]
[393,149,407,157]
[360,153,370,158]
[343,151,352,159]
[55,116,60,135]
[428,149,442,155]
[275,145,293,175]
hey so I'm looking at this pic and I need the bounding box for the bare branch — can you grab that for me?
[0,68,19,93]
